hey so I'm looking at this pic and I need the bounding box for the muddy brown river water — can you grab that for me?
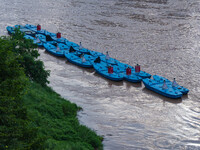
[1,0,200,149]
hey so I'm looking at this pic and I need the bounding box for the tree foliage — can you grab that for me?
[10,29,50,86]
[0,29,103,150]
[0,36,45,149]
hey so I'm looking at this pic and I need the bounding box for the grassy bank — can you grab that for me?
[0,29,103,149]
[23,82,103,150]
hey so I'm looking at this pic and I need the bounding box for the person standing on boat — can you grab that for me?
[79,42,83,50]
[105,51,110,62]
[36,37,40,43]
[162,80,168,90]
[172,78,178,87]
[56,45,60,52]
[81,54,86,62]
[105,51,110,66]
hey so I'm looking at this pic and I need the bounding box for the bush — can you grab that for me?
[0,36,44,149]
[23,82,103,150]
[62,102,78,117]
[11,28,50,86]
[1,28,103,149]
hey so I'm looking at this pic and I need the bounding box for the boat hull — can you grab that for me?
[93,63,123,81]
[153,75,189,95]
[43,43,69,57]
[142,78,183,99]
[65,53,93,68]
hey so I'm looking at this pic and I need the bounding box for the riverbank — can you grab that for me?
[0,31,103,149]
[23,82,103,149]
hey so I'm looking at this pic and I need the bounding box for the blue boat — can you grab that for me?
[98,52,120,65]
[25,25,66,44]
[100,56,120,65]
[120,66,142,83]
[15,25,37,35]
[93,63,124,81]
[35,34,57,45]
[6,25,36,36]
[64,53,93,68]
[84,53,120,67]
[15,24,26,29]
[65,41,80,48]
[117,62,151,79]
[25,24,57,37]
[51,36,67,43]
[89,50,104,57]
[35,34,46,43]
[17,24,66,44]
[43,43,69,57]
[65,41,91,54]
[83,54,100,64]
[123,74,142,83]
[85,55,142,82]
[89,56,122,72]
[74,47,91,54]
[108,65,142,83]
[8,24,188,95]
[24,34,43,47]
[68,42,91,54]
[153,75,189,95]
[6,26,15,34]
[142,78,183,99]
[24,24,37,29]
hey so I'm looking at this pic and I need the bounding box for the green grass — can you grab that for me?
[23,82,103,150]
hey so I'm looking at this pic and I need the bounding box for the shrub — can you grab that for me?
[11,28,50,86]
[0,36,44,149]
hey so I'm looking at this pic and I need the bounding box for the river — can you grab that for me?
[0,0,200,149]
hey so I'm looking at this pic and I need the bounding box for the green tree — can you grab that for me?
[11,29,50,86]
[0,37,45,149]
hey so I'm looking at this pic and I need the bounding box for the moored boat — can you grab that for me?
[108,65,142,83]
[65,41,79,48]
[24,34,43,47]
[84,53,120,67]
[25,24,56,37]
[64,53,93,68]
[93,63,124,81]
[121,66,142,83]
[51,36,67,43]
[117,62,151,79]
[43,43,69,57]
[142,78,183,99]
[6,25,36,36]
[89,50,104,57]
[153,75,189,94]
[6,26,15,34]
[69,42,91,54]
